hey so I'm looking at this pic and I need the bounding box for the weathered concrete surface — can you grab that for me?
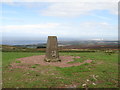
[44,36,61,62]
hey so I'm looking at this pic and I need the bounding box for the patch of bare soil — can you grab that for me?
[11,55,92,69]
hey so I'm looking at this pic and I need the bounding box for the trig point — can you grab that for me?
[44,36,61,62]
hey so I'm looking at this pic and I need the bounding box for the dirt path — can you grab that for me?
[11,55,92,68]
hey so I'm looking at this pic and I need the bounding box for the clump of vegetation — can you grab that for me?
[30,65,36,68]
[15,61,21,63]
[30,64,39,68]
[84,63,90,65]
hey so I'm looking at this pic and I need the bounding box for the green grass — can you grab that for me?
[30,64,40,68]
[2,52,118,88]
[15,61,21,63]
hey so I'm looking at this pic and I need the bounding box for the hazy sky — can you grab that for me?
[1,0,118,41]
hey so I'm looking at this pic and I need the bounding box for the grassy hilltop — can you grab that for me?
[2,49,118,88]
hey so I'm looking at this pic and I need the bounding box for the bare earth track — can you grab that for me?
[11,55,92,69]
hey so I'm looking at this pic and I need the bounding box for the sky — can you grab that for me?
[0,0,118,42]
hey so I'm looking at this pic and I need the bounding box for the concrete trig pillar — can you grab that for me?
[44,36,61,62]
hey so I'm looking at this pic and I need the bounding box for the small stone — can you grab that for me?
[8,78,11,80]
[16,87,19,89]
[51,73,55,75]
[43,80,46,81]
[82,84,87,87]
[92,83,96,85]
[86,79,89,82]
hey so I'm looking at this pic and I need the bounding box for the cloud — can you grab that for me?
[41,2,118,17]
[79,22,117,32]
[1,17,25,22]
[1,21,117,39]
[1,0,118,40]
[1,23,60,30]
[1,0,119,3]
[90,14,113,20]
[1,0,118,17]
[1,23,61,37]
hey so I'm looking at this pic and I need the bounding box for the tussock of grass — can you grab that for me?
[30,65,36,68]
[15,61,21,63]
[30,64,40,68]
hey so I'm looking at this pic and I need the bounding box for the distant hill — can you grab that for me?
[61,45,118,49]
[1,40,118,52]
[2,45,42,52]
[59,40,118,50]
